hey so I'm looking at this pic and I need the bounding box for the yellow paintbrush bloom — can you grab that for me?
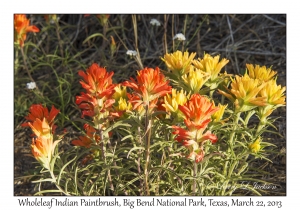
[117,97,133,111]
[218,74,267,112]
[113,84,127,100]
[211,103,228,123]
[249,137,261,153]
[163,88,189,113]
[259,79,286,106]
[162,51,196,75]
[246,64,277,82]
[192,54,229,81]
[182,66,210,93]
[257,79,286,124]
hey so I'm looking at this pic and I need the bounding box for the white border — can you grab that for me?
[2,1,296,209]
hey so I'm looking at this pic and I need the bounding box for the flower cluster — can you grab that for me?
[123,67,172,112]
[22,104,61,169]
[172,94,219,163]
[76,63,117,128]
[162,51,229,95]
[218,64,286,116]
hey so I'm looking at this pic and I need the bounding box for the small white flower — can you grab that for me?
[26,82,36,90]
[150,19,161,27]
[173,33,186,41]
[126,50,138,56]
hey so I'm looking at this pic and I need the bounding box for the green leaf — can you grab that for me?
[83,33,107,44]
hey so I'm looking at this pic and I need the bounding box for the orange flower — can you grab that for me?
[28,118,51,139]
[172,94,218,163]
[77,63,118,123]
[31,135,61,170]
[179,94,218,130]
[22,104,59,131]
[123,67,172,107]
[72,124,101,148]
[78,63,116,97]
[22,104,61,169]
[14,14,39,47]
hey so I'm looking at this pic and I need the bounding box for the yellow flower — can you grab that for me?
[212,103,228,122]
[113,85,127,100]
[182,66,210,93]
[257,79,286,124]
[246,64,277,82]
[218,74,267,112]
[163,88,189,113]
[249,138,261,153]
[192,54,229,81]
[162,51,196,75]
[117,97,132,111]
[259,79,286,106]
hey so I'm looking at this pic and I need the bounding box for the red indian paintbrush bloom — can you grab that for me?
[172,94,218,163]
[123,67,172,109]
[71,124,101,148]
[28,118,52,139]
[76,92,115,118]
[78,63,116,97]
[23,104,61,169]
[179,94,219,130]
[14,14,40,47]
[76,64,117,121]
[22,104,59,132]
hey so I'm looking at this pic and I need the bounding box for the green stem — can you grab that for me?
[99,128,114,195]
[228,112,241,155]
[137,126,144,195]
[55,21,64,59]
[49,169,70,196]
[144,105,152,196]
[193,162,197,194]
[221,112,241,195]
[14,48,19,75]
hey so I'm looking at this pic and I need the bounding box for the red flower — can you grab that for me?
[172,94,218,163]
[76,92,115,118]
[71,124,101,148]
[78,63,116,97]
[179,94,218,130]
[22,104,59,131]
[76,64,117,121]
[14,14,40,47]
[123,67,172,106]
